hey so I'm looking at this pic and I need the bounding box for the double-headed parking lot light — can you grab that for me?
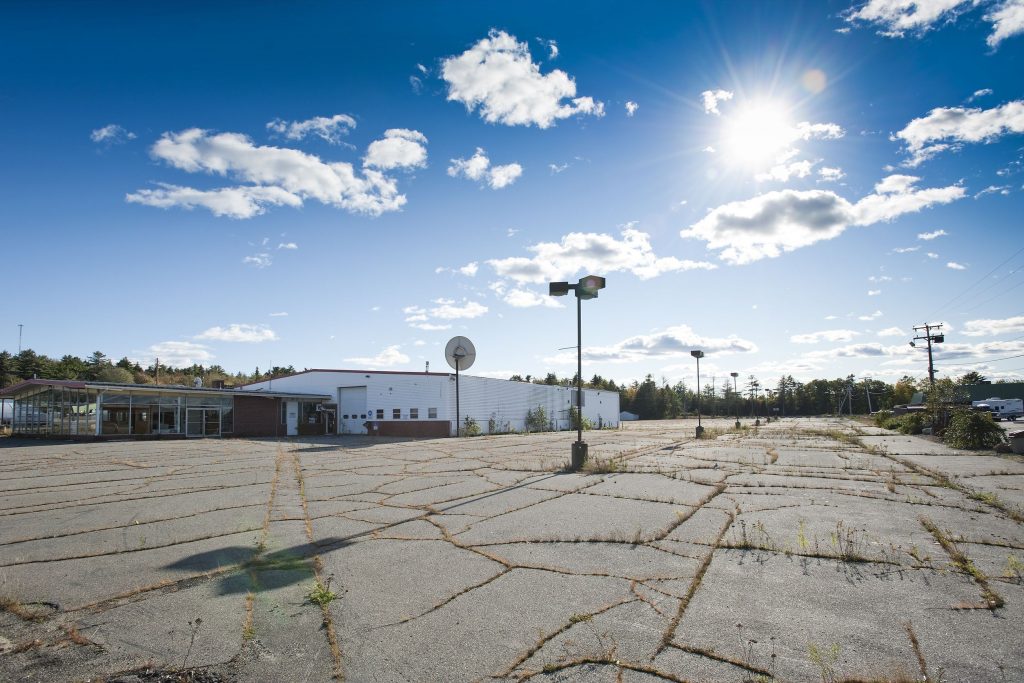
[549,275,607,471]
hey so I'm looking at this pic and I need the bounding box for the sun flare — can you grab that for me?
[720,100,796,169]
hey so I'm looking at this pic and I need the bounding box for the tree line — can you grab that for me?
[0,348,295,389]
[511,370,1002,419]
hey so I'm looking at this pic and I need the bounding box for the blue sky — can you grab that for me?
[3,0,1023,387]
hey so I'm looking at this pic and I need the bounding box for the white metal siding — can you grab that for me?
[240,371,619,436]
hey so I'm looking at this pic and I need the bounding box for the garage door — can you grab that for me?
[338,386,368,434]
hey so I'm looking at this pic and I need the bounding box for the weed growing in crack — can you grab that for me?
[797,519,809,552]
[808,641,841,683]
[1004,555,1024,581]
[182,617,202,669]
[308,576,338,606]
[920,516,1004,609]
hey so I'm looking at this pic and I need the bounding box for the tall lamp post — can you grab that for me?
[549,275,606,471]
[691,350,705,438]
[730,372,740,428]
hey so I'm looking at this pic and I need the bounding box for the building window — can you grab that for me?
[376,409,383,419]
[393,408,401,419]
[410,408,418,419]
[428,407,437,419]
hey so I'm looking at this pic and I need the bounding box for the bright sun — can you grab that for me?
[720,101,795,169]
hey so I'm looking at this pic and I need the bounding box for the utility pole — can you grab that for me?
[17,324,23,354]
[910,323,944,388]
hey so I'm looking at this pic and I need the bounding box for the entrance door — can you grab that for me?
[338,386,368,434]
[187,408,221,437]
[286,401,299,436]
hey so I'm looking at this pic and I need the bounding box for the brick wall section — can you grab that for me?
[233,396,284,437]
[372,420,450,437]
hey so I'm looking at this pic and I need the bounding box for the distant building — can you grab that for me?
[963,382,1024,403]
[241,369,620,437]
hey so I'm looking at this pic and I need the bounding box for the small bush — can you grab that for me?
[525,406,551,433]
[460,416,481,437]
[875,411,926,434]
[568,406,593,431]
[943,409,1006,450]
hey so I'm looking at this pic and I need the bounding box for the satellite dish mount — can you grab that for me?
[445,336,477,437]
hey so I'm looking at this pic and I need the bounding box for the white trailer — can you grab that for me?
[972,397,1023,421]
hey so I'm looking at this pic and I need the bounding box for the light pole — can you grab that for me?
[730,372,739,428]
[691,350,704,437]
[549,275,606,471]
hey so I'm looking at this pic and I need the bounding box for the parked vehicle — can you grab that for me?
[971,397,1023,421]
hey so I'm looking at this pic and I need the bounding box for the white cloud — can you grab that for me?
[968,88,993,102]
[448,148,523,189]
[436,262,479,277]
[894,100,1024,166]
[266,114,356,144]
[549,162,569,174]
[843,0,975,37]
[429,298,488,319]
[409,322,452,331]
[858,310,883,321]
[243,253,272,268]
[877,326,905,337]
[985,0,1024,47]
[489,227,716,283]
[625,101,639,117]
[701,89,734,115]
[91,124,136,144]
[868,275,893,282]
[196,324,278,343]
[363,128,428,170]
[963,315,1024,336]
[344,345,410,368]
[269,312,288,317]
[893,246,920,253]
[507,227,519,237]
[868,289,882,296]
[128,128,411,217]
[927,252,939,258]
[441,29,603,129]
[974,184,1011,198]
[128,183,303,219]
[947,261,967,270]
[681,175,964,265]
[790,329,859,344]
[278,242,298,250]
[546,324,757,364]
[818,166,846,181]
[141,341,214,368]
[755,159,816,182]
[703,145,716,153]
[503,288,564,308]
[917,229,947,240]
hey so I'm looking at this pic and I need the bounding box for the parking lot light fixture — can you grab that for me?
[730,372,740,428]
[549,275,606,471]
[691,350,705,437]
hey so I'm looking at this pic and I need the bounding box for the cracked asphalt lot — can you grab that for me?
[1,418,1022,682]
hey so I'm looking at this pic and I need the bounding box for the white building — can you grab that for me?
[241,370,620,437]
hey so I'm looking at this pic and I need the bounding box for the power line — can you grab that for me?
[962,278,1024,313]
[948,352,1024,367]
[926,245,1024,319]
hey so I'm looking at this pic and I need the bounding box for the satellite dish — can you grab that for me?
[445,336,476,371]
